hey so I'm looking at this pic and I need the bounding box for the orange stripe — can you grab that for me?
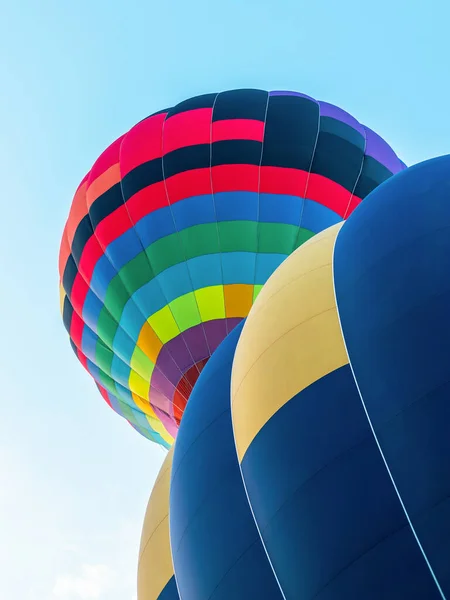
[66,180,89,247]
[86,163,121,208]
[58,225,71,278]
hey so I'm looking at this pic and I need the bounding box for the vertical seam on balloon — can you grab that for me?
[331,227,447,600]
[293,97,320,251]
[209,92,227,336]
[343,124,367,219]
[252,91,270,296]
[161,103,214,377]
[119,117,193,424]
[230,383,288,600]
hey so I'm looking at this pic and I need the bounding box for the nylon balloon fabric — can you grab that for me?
[59,89,405,447]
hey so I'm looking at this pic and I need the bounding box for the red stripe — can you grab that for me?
[77,347,89,372]
[344,194,362,218]
[97,383,113,408]
[78,236,104,284]
[212,164,260,193]
[70,273,90,315]
[165,168,212,204]
[126,181,168,223]
[163,109,212,153]
[95,204,134,248]
[212,119,264,143]
[70,311,85,349]
[88,136,124,183]
[305,173,352,217]
[120,113,166,176]
[259,166,308,195]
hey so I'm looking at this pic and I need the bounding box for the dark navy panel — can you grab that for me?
[157,576,179,600]
[353,155,393,198]
[334,154,450,597]
[212,89,268,122]
[310,118,365,192]
[170,321,282,600]
[261,95,319,170]
[165,93,217,118]
[241,365,440,600]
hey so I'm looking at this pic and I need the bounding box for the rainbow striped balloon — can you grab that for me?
[59,89,405,447]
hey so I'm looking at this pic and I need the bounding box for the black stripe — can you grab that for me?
[319,116,365,150]
[166,93,217,119]
[261,95,320,170]
[354,156,394,198]
[311,133,365,192]
[211,139,262,167]
[163,144,210,179]
[89,183,124,229]
[121,157,163,201]
[69,338,79,356]
[135,108,171,127]
[71,214,94,265]
[63,295,74,333]
[213,89,268,122]
[62,254,78,298]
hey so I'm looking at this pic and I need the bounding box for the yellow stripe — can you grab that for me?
[138,447,175,600]
[130,393,173,446]
[59,284,66,316]
[231,224,348,462]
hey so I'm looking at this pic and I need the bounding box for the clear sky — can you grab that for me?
[0,1,448,598]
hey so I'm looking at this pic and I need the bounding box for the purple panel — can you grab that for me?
[204,319,228,355]
[364,126,407,173]
[152,345,184,386]
[179,326,210,366]
[206,318,244,355]
[151,402,178,438]
[318,101,364,136]
[151,367,176,398]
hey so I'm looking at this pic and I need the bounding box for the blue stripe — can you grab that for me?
[135,206,177,247]
[90,255,116,302]
[81,326,98,361]
[188,254,223,289]
[86,358,101,383]
[82,289,104,332]
[110,353,132,387]
[112,327,138,363]
[105,227,143,270]
[255,253,286,283]
[222,252,256,284]
[215,191,258,221]
[172,194,216,229]
[259,193,303,225]
[301,198,342,232]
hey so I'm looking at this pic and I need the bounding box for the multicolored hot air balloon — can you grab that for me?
[59,89,405,448]
[231,155,450,599]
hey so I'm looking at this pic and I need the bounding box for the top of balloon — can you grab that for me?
[59,88,406,448]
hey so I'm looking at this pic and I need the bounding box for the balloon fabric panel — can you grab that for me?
[334,154,450,597]
[170,321,283,600]
[232,222,442,599]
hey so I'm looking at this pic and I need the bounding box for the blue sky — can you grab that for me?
[0,1,448,598]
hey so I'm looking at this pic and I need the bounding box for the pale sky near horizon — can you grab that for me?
[1,1,449,598]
